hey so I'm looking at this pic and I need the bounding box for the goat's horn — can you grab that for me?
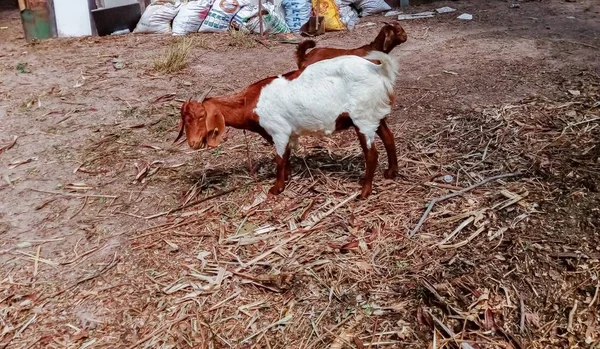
[198,86,213,102]
[173,120,184,144]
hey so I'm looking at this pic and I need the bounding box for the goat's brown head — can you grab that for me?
[175,88,225,149]
[374,21,408,53]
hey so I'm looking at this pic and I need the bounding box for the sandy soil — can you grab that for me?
[1,0,599,348]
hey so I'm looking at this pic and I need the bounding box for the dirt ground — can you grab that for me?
[1,0,599,348]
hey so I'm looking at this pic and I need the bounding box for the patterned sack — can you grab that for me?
[263,2,291,33]
[199,0,251,32]
[172,0,214,35]
[334,0,358,30]
[240,2,290,33]
[338,4,359,30]
[282,0,311,33]
[311,0,345,31]
[232,3,259,31]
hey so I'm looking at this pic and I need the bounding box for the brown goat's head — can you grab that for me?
[175,89,225,149]
[375,21,408,53]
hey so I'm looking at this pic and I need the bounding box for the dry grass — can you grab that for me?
[228,29,257,49]
[153,37,194,74]
[195,35,216,50]
[2,71,598,348]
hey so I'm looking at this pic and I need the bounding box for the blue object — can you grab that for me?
[282,0,311,33]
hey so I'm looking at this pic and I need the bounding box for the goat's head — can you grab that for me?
[175,88,225,149]
[376,21,408,53]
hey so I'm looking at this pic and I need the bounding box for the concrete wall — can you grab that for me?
[53,0,92,37]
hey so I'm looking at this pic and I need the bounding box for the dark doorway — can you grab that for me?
[0,0,18,10]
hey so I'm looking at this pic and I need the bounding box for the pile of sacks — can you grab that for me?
[133,0,392,35]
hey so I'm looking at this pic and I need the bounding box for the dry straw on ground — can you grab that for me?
[2,71,598,348]
[228,29,257,49]
[153,37,194,74]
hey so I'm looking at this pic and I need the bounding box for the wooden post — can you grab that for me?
[315,0,320,31]
[18,0,27,10]
[46,0,58,37]
[258,0,264,37]
[88,0,98,35]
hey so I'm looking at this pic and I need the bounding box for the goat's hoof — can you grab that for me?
[269,185,284,195]
[383,168,398,179]
[358,188,372,200]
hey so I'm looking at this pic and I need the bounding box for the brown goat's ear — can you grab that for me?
[382,27,395,52]
[205,109,226,148]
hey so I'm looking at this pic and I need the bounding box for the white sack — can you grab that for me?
[172,0,214,35]
[134,1,182,34]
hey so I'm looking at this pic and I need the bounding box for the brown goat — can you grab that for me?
[295,21,407,69]
[292,21,407,181]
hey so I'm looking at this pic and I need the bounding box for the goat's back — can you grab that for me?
[255,54,397,150]
[300,47,371,69]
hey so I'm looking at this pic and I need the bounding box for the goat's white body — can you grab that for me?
[254,52,398,156]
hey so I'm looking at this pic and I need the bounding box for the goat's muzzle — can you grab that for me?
[189,138,206,150]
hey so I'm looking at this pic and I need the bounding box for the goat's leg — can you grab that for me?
[355,128,378,199]
[285,157,292,181]
[269,147,291,195]
[285,136,298,181]
[376,118,398,179]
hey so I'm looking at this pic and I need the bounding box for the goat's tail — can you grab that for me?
[295,40,317,68]
[364,51,398,85]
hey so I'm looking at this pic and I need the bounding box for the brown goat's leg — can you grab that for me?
[376,119,398,179]
[355,128,378,199]
[285,156,292,181]
[269,147,291,195]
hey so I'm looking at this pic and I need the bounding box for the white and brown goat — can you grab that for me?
[176,52,398,199]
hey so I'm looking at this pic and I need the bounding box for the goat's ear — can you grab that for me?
[382,26,395,52]
[205,109,226,147]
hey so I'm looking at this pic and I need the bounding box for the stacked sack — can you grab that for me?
[311,0,345,31]
[199,0,254,32]
[351,0,391,16]
[133,0,390,35]
[318,0,391,31]
[308,0,390,32]
[173,0,214,35]
[231,0,291,34]
[335,0,358,31]
[281,0,311,33]
[338,0,391,29]
[134,0,182,34]
[135,0,293,34]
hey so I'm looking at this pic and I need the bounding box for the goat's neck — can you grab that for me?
[205,95,259,130]
[367,30,390,53]
[357,42,375,52]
